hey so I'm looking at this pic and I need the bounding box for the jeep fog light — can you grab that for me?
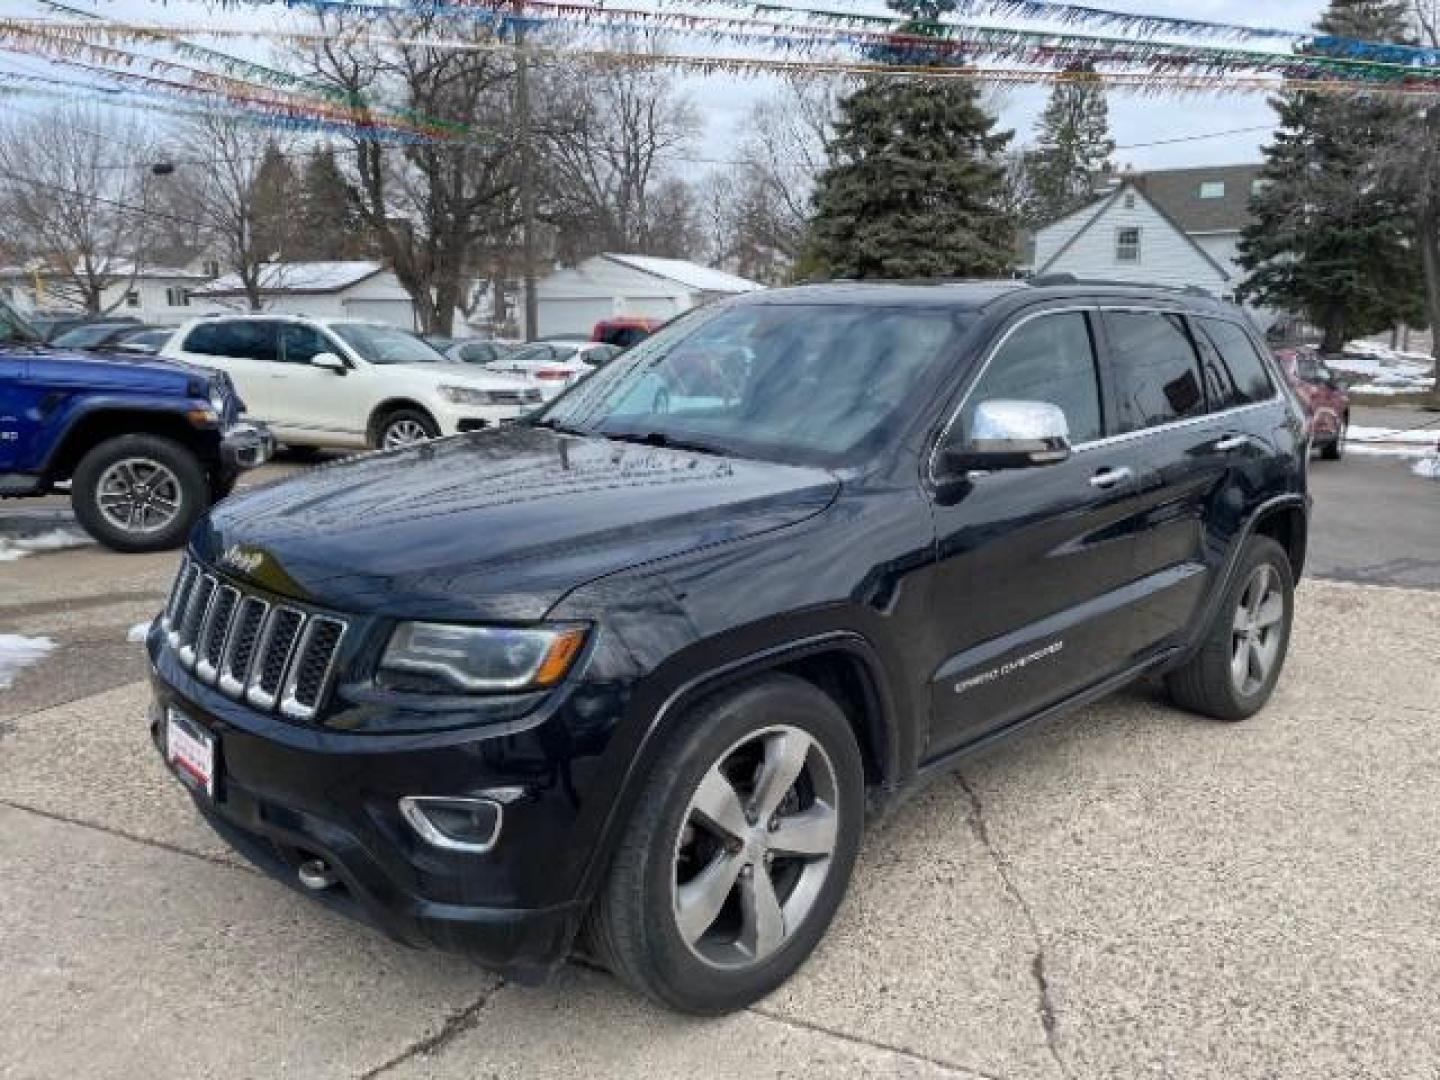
[399,796,503,853]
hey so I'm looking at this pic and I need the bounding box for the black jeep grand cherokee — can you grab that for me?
[149,281,1308,1014]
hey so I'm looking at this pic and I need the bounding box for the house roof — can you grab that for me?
[600,254,763,294]
[191,261,385,296]
[0,260,206,281]
[1132,164,1262,233]
[1036,181,1233,282]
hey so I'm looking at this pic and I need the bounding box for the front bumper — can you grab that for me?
[149,688,587,984]
[220,422,275,471]
[432,402,531,436]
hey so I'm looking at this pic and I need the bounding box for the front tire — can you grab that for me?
[590,674,864,1015]
[1165,536,1295,721]
[372,408,440,450]
[1319,418,1346,460]
[71,434,207,553]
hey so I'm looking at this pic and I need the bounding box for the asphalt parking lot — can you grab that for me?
[2,443,1438,1079]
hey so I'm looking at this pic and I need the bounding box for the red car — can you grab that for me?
[591,316,662,348]
[1274,348,1351,460]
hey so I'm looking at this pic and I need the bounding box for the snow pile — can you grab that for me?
[1347,425,1440,458]
[0,528,93,562]
[1331,341,1435,396]
[0,634,55,690]
[1414,455,1440,480]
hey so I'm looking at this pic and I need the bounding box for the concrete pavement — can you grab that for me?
[3,544,1440,1077]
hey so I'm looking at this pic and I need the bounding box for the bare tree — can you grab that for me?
[537,57,700,260]
[0,105,156,313]
[297,9,518,335]
[703,78,840,282]
[167,115,295,311]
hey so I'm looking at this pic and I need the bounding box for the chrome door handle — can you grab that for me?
[1215,435,1249,452]
[1089,466,1133,490]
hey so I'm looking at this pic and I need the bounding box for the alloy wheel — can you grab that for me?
[672,724,839,970]
[382,418,432,448]
[1231,564,1285,696]
[96,458,183,536]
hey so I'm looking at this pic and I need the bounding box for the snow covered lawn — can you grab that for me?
[0,635,55,690]
[1328,341,1436,397]
[0,528,93,563]
[1345,425,1440,458]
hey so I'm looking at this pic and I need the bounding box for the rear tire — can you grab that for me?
[1319,419,1346,460]
[1165,537,1294,722]
[71,434,207,553]
[589,674,864,1015]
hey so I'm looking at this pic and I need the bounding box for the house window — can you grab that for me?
[202,260,220,278]
[1251,179,1267,196]
[1115,227,1141,263]
[1198,181,1226,199]
[1123,193,1136,210]
[125,291,140,308]
[165,287,190,307]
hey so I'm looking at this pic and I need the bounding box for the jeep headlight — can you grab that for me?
[437,385,496,406]
[380,622,587,693]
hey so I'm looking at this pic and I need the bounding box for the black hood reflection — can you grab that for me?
[197,425,840,621]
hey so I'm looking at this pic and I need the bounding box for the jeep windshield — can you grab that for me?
[536,303,972,467]
[331,323,447,365]
[0,297,42,345]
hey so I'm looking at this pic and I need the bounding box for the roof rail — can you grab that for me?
[1027,275,1223,301]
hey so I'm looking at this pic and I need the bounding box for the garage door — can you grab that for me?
[341,298,416,327]
[538,298,613,339]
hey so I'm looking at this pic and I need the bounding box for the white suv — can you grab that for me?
[162,315,543,450]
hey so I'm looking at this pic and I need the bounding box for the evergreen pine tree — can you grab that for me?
[1023,63,1115,227]
[1238,0,1424,353]
[250,142,295,263]
[804,0,1015,279]
[294,148,364,260]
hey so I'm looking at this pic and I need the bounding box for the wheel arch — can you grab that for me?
[43,408,212,482]
[1250,499,1308,580]
[366,398,437,445]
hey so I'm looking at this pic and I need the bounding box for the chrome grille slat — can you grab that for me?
[159,561,348,722]
[195,585,240,683]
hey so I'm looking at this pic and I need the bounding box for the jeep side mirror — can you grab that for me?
[310,352,347,373]
[938,400,1073,476]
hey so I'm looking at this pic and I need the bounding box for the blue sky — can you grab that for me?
[1,0,1332,171]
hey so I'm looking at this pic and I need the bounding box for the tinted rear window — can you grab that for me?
[1104,311,1205,433]
[1196,318,1275,404]
[183,321,280,362]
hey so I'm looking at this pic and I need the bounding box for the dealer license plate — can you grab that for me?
[165,707,215,797]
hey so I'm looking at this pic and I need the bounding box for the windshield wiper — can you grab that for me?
[531,417,590,436]
[601,430,729,456]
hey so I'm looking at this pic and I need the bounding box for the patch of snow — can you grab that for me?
[602,254,764,294]
[1413,455,1440,480]
[127,620,155,643]
[0,634,55,690]
[1345,425,1440,458]
[0,528,93,562]
[192,260,382,296]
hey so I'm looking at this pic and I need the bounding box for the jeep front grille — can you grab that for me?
[160,556,347,721]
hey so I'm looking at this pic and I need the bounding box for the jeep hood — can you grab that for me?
[195,425,839,621]
[23,347,213,394]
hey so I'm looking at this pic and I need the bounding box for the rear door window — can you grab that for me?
[964,311,1104,445]
[1103,311,1206,433]
[1195,318,1276,404]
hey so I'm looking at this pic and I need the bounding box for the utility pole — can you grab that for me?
[513,0,539,342]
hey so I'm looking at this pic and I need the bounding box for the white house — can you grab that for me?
[533,254,763,338]
[1031,164,1269,323]
[189,261,421,327]
[0,261,212,325]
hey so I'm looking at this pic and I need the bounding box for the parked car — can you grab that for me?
[27,312,141,343]
[148,281,1307,1014]
[442,338,524,366]
[161,315,543,450]
[484,340,621,400]
[592,316,662,347]
[50,321,174,355]
[0,297,271,552]
[1274,348,1351,460]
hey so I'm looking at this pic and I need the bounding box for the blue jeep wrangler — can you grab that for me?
[0,298,272,553]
